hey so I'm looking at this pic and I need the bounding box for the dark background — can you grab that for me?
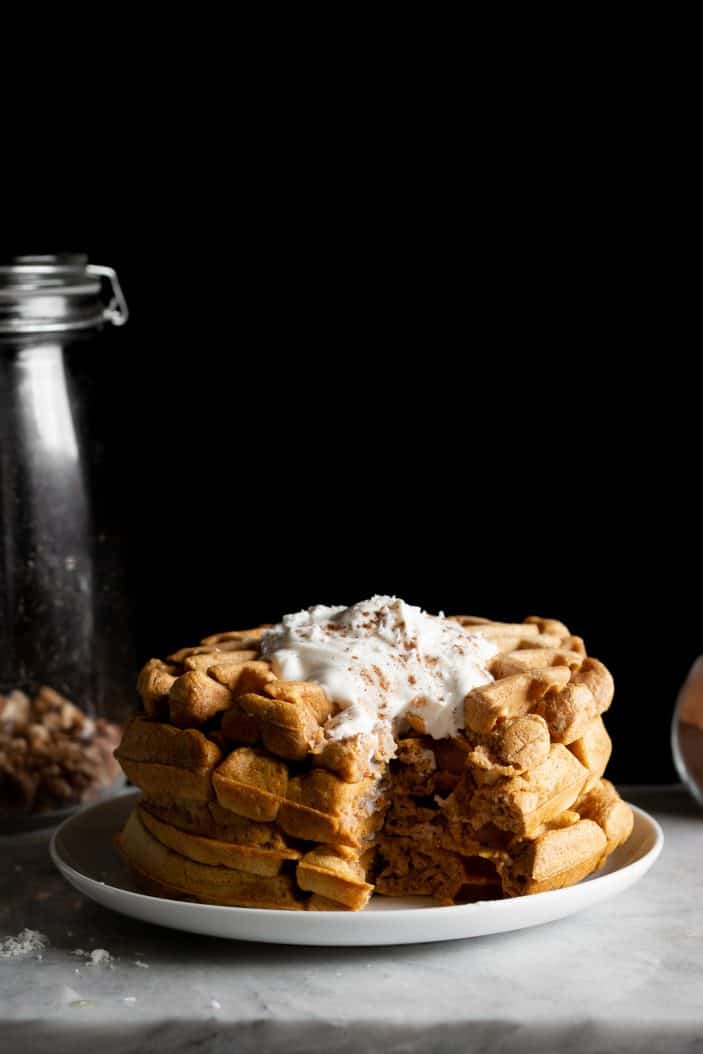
[11,186,699,785]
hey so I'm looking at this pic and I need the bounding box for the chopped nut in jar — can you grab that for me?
[0,686,123,814]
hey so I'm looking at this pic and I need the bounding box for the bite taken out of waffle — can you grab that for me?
[114,598,633,911]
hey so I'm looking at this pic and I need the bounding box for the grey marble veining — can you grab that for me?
[1,787,702,1054]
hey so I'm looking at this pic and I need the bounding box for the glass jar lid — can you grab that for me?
[0,253,128,334]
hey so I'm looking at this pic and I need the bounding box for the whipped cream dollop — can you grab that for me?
[261,596,497,743]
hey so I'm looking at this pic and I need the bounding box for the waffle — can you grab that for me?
[461,743,590,838]
[278,770,386,846]
[116,808,304,909]
[116,613,633,910]
[499,818,607,896]
[212,748,289,821]
[297,845,375,910]
[138,801,301,876]
[575,778,634,861]
[114,716,222,804]
[569,717,612,791]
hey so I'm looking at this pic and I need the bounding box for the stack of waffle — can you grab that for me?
[115,615,633,910]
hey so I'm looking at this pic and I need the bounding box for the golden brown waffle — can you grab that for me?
[297,845,375,910]
[212,748,289,821]
[499,818,607,896]
[575,778,634,861]
[138,801,301,876]
[461,744,590,838]
[278,770,386,847]
[114,716,221,804]
[116,809,304,909]
[116,614,633,909]
[569,717,612,791]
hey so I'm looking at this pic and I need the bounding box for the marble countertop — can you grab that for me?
[1,786,701,1054]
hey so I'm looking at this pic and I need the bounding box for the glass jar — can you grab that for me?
[0,254,133,829]
[672,656,703,809]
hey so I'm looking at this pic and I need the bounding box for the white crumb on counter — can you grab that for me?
[0,929,49,958]
[72,947,114,966]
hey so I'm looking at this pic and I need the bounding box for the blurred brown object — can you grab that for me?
[676,657,703,730]
[672,656,703,807]
[0,685,122,816]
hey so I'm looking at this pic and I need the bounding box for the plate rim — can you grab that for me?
[50,789,664,921]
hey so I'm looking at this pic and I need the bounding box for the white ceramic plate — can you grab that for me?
[51,790,663,946]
